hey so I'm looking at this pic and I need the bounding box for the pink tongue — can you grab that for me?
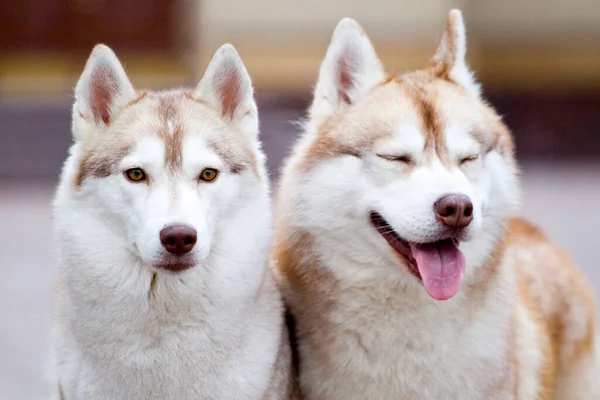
[409,240,466,301]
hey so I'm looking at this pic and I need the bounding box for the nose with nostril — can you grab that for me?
[160,224,197,255]
[434,194,474,231]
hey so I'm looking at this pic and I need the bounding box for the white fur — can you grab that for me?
[276,12,529,400]
[514,300,546,399]
[373,124,425,158]
[49,45,286,399]
[298,250,517,400]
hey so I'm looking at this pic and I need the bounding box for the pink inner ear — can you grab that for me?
[336,49,359,105]
[90,65,117,125]
[215,67,241,121]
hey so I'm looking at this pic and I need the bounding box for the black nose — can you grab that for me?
[434,194,474,231]
[160,224,197,255]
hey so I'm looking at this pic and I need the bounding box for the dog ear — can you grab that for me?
[310,18,385,126]
[72,44,136,139]
[431,9,480,97]
[195,44,258,139]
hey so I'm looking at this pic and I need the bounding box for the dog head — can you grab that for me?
[57,44,269,276]
[279,10,520,301]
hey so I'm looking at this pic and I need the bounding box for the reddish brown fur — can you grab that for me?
[273,21,596,394]
[508,218,597,397]
[271,226,341,377]
[300,68,513,174]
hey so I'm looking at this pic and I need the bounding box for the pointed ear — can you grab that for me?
[73,45,135,138]
[310,18,385,125]
[195,44,258,139]
[431,9,480,96]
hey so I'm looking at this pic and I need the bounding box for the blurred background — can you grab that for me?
[1,0,599,397]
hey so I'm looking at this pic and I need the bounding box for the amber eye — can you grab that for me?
[199,168,219,182]
[125,168,147,182]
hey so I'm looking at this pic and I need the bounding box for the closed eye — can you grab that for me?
[459,154,479,165]
[377,154,413,164]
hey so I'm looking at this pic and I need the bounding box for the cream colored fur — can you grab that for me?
[272,10,598,400]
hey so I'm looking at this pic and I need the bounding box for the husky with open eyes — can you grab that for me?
[49,44,297,399]
[272,10,599,400]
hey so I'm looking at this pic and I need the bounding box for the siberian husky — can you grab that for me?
[271,10,599,400]
[50,44,297,399]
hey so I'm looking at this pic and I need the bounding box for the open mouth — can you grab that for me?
[369,211,466,301]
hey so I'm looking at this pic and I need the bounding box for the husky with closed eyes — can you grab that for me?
[49,44,297,399]
[272,10,599,400]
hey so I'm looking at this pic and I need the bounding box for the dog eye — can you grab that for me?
[459,155,479,165]
[199,168,219,182]
[377,154,413,164]
[124,168,147,183]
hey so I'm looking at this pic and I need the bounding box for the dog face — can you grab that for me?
[62,44,266,274]
[281,12,520,300]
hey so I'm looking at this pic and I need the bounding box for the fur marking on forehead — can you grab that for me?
[402,81,451,164]
[157,94,184,171]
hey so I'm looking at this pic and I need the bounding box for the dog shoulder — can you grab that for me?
[506,218,595,336]
[506,217,596,393]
